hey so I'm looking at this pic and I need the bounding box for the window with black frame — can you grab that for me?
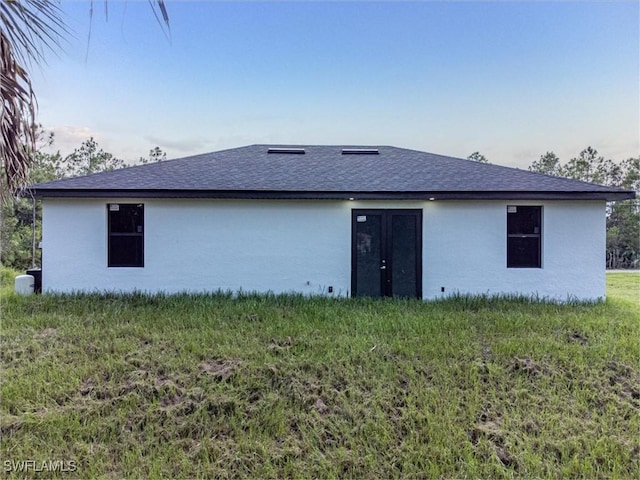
[507,206,541,268]
[108,204,144,267]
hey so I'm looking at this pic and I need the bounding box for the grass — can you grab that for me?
[0,270,638,478]
[607,271,640,304]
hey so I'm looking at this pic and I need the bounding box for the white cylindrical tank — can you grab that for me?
[15,275,35,295]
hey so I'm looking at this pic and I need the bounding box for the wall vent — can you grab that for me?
[267,147,305,154]
[341,148,379,155]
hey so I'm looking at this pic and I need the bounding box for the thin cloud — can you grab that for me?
[143,135,212,154]
[41,125,100,155]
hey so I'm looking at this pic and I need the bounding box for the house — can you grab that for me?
[31,145,635,301]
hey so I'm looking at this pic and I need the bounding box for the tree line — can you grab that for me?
[529,149,638,270]
[1,140,637,270]
[468,148,639,270]
[0,133,166,269]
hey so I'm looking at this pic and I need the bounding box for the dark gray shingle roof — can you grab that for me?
[31,144,635,200]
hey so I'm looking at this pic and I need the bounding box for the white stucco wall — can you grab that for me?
[42,199,352,296]
[41,198,606,300]
[422,200,606,301]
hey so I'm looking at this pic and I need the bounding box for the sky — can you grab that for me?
[32,0,639,168]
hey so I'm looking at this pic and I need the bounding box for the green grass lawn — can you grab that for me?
[607,271,640,304]
[1,271,638,478]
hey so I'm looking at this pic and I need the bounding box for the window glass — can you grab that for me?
[391,215,417,297]
[507,206,541,268]
[508,207,540,235]
[355,214,382,297]
[108,204,144,267]
[109,204,144,233]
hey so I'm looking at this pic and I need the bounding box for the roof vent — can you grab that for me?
[341,148,379,155]
[267,147,305,154]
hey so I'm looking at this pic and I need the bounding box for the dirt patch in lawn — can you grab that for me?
[34,327,58,340]
[508,356,554,378]
[606,360,640,404]
[313,397,330,415]
[567,331,589,345]
[199,358,243,380]
[269,336,294,353]
[469,412,517,469]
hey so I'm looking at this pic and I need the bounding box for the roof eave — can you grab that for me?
[30,188,636,201]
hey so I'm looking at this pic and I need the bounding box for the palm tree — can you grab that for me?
[1,0,168,202]
[1,0,64,201]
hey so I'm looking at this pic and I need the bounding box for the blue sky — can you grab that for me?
[33,0,639,168]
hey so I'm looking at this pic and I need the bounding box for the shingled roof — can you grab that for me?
[31,144,635,200]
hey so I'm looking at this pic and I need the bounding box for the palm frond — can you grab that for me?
[1,0,66,201]
[1,28,36,202]
[1,0,169,201]
[0,0,67,67]
[147,0,171,41]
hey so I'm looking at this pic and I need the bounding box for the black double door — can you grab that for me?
[351,209,422,298]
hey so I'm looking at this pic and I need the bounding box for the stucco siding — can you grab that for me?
[43,199,353,295]
[422,200,606,301]
[42,198,606,300]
